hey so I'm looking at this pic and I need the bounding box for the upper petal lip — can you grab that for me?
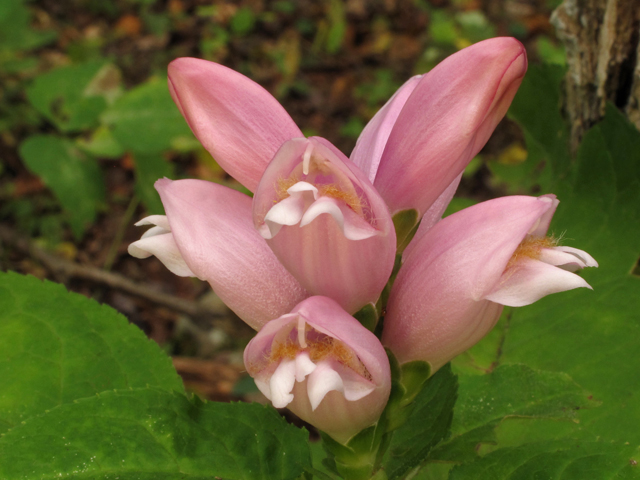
[167,57,303,192]
[372,37,527,217]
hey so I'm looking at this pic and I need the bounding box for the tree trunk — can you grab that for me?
[551,0,640,153]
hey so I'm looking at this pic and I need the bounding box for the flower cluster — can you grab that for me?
[130,38,597,444]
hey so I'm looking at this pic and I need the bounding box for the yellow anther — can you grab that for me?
[267,334,371,381]
[507,235,558,269]
[317,184,363,215]
[275,175,300,201]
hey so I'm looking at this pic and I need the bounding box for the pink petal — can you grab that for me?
[128,215,196,277]
[293,297,390,386]
[135,215,171,231]
[243,296,391,443]
[269,359,297,408]
[263,193,308,238]
[374,38,527,217]
[403,172,463,258]
[156,178,308,330]
[538,246,598,272]
[128,232,196,277]
[295,351,317,382]
[253,138,396,313]
[528,194,559,236]
[485,257,592,307]
[350,75,423,182]
[306,359,376,411]
[383,196,552,367]
[551,246,599,268]
[306,360,345,411]
[299,196,378,240]
[168,58,303,192]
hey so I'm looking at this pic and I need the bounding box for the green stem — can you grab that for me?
[103,196,140,272]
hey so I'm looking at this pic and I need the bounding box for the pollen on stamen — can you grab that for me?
[318,184,364,215]
[507,234,559,269]
[269,338,299,361]
[274,175,300,201]
[308,337,372,381]
[265,333,372,381]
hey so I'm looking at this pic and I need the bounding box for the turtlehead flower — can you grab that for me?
[244,296,391,443]
[129,37,528,329]
[382,195,598,370]
[351,38,527,220]
[128,179,308,330]
[253,137,396,313]
[127,37,599,444]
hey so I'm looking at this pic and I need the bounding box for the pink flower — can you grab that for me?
[127,38,599,441]
[351,38,528,220]
[382,195,598,371]
[243,296,391,443]
[129,37,528,328]
[252,137,396,313]
[128,179,308,330]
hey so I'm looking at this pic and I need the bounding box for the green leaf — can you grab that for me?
[507,64,571,185]
[101,77,194,154]
[230,7,256,35]
[76,125,125,159]
[449,441,640,479]
[0,388,311,480]
[133,152,174,214]
[430,365,596,463]
[325,0,346,54]
[0,0,57,52]
[19,134,105,238]
[383,364,458,480]
[429,11,459,46]
[0,272,183,434]
[26,61,116,132]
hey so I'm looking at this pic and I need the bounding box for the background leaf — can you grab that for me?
[0,388,311,480]
[18,134,105,238]
[133,152,175,214]
[507,63,570,188]
[0,0,56,52]
[101,77,194,154]
[446,68,640,477]
[0,271,184,434]
[26,61,115,132]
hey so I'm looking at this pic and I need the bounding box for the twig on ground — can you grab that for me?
[0,223,235,330]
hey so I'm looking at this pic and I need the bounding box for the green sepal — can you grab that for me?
[353,303,379,333]
[383,349,432,432]
[320,408,392,480]
[318,352,434,479]
[321,430,378,480]
[391,209,420,253]
[399,361,431,404]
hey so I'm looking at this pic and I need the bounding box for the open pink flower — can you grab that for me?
[252,137,396,313]
[130,37,527,329]
[382,195,598,371]
[244,296,391,443]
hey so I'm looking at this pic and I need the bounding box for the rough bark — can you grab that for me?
[552,0,640,153]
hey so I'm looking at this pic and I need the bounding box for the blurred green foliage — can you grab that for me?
[0,0,565,245]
